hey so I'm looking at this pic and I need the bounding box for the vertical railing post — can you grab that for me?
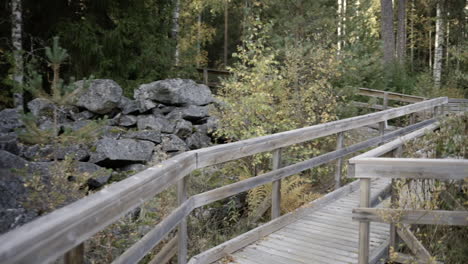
[383,92,389,130]
[271,148,282,219]
[358,178,371,264]
[389,146,403,253]
[334,132,344,189]
[410,112,416,125]
[378,121,385,137]
[203,68,208,86]
[382,92,389,110]
[433,106,439,118]
[177,177,188,264]
[64,243,84,264]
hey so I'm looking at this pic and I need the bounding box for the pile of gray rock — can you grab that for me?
[0,78,218,233]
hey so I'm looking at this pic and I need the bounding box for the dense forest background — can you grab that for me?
[0,0,467,110]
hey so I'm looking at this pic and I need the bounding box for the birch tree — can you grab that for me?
[11,0,24,110]
[433,1,445,88]
[337,0,343,53]
[172,0,180,66]
[380,0,395,65]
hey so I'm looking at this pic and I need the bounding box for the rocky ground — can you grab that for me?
[0,78,218,234]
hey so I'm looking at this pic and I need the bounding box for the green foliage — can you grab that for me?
[55,0,175,96]
[22,156,98,215]
[18,113,107,146]
[388,113,468,264]
[18,37,106,147]
[45,36,68,66]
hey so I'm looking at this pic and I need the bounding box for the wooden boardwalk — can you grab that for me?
[217,179,390,264]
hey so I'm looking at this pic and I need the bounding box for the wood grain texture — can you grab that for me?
[196,97,447,167]
[335,132,344,189]
[148,236,178,264]
[352,158,468,180]
[0,152,196,264]
[189,179,392,264]
[352,208,468,226]
[64,243,84,264]
[271,148,282,219]
[356,88,426,103]
[397,225,432,261]
[0,95,448,264]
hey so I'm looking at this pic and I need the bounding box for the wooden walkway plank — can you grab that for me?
[279,225,384,248]
[216,179,391,264]
[265,233,359,259]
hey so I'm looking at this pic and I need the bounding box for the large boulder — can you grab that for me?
[76,162,112,189]
[137,115,174,133]
[161,135,188,153]
[74,79,123,114]
[27,98,55,117]
[0,134,19,155]
[121,130,162,144]
[134,79,214,111]
[174,119,193,139]
[21,144,89,162]
[168,105,210,123]
[0,149,27,169]
[0,108,22,133]
[118,96,139,115]
[118,115,138,127]
[185,131,211,150]
[89,138,155,164]
[0,168,37,234]
[70,110,95,121]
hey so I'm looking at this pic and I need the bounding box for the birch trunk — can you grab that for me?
[433,2,444,89]
[337,0,343,54]
[172,0,180,66]
[11,0,24,110]
[380,0,395,65]
[445,15,449,70]
[396,0,406,63]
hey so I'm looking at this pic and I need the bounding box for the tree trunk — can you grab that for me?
[196,13,201,67]
[433,2,444,89]
[445,14,449,71]
[343,0,347,46]
[172,0,180,66]
[337,0,343,54]
[410,0,414,70]
[380,0,395,65]
[224,0,228,68]
[11,0,24,110]
[429,29,432,68]
[396,0,406,63]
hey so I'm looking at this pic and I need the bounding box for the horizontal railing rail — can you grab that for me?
[195,68,427,105]
[0,97,448,264]
[348,118,468,264]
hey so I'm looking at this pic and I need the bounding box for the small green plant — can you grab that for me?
[22,156,107,215]
[18,37,105,147]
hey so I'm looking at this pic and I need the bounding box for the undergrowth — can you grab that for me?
[386,113,468,264]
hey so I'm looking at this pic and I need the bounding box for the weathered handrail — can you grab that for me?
[349,119,468,264]
[114,119,439,264]
[0,97,448,264]
[196,67,427,105]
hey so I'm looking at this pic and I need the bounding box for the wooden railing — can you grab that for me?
[349,117,468,264]
[195,68,428,108]
[0,97,448,264]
